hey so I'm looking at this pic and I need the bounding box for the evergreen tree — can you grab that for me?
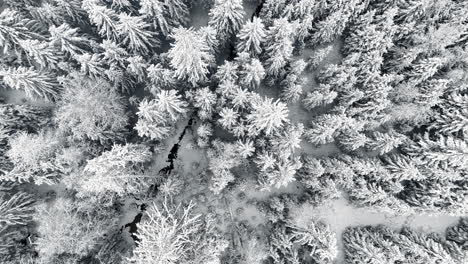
[264,18,295,77]
[236,17,266,56]
[247,97,289,136]
[168,27,214,86]
[116,13,156,54]
[83,0,119,40]
[241,57,265,89]
[366,131,407,155]
[218,107,239,130]
[305,114,348,145]
[82,143,153,195]
[5,131,62,185]
[208,0,245,39]
[0,67,62,101]
[194,87,217,120]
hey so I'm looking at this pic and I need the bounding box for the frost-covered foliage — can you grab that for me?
[207,140,243,194]
[55,74,128,144]
[168,27,214,86]
[81,143,153,195]
[343,225,467,264]
[4,131,62,184]
[129,200,227,264]
[0,192,34,226]
[34,198,115,262]
[135,89,188,140]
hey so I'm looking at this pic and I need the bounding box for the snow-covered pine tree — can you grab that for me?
[0,67,62,101]
[193,87,217,120]
[0,104,50,135]
[18,39,61,70]
[208,0,245,40]
[366,131,407,155]
[236,17,266,56]
[4,131,62,185]
[0,9,45,57]
[241,57,265,89]
[168,27,214,86]
[304,114,348,145]
[49,23,91,57]
[218,107,239,130]
[116,13,156,54]
[246,97,289,136]
[83,0,119,40]
[139,0,189,37]
[264,18,295,77]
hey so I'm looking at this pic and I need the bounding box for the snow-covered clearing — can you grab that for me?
[290,196,461,264]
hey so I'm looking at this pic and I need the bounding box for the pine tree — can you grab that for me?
[264,18,295,77]
[77,53,107,79]
[236,139,255,158]
[405,133,468,170]
[117,13,156,54]
[139,0,170,36]
[208,0,245,39]
[305,114,348,145]
[242,58,265,89]
[193,87,217,120]
[0,9,44,56]
[0,104,50,135]
[139,0,189,37]
[5,131,62,185]
[19,39,61,69]
[49,23,91,57]
[366,131,407,155]
[168,27,214,86]
[83,0,119,40]
[0,67,62,101]
[306,45,333,71]
[236,17,266,56]
[218,107,239,130]
[247,97,289,136]
[153,89,188,121]
[130,200,226,264]
[82,143,153,195]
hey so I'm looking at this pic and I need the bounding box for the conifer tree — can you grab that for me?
[366,131,407,155]
[209,0,245,39]
[247,97,289,136]
[168,27,214,86]
[305,114,348,145]
[194,87,217,120]
[83,0,119,40]
[242,58,265,89]
[236,17,266,56]
[0,67,62,101]
[264,18,295,77]
[117,13,156,54]
[82,143,153,195]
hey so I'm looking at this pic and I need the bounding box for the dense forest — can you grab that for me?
[0,0,467,263]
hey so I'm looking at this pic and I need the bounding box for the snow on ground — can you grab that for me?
[289,196,461,264]
[189,2,210,29]
[0,88,54,107]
